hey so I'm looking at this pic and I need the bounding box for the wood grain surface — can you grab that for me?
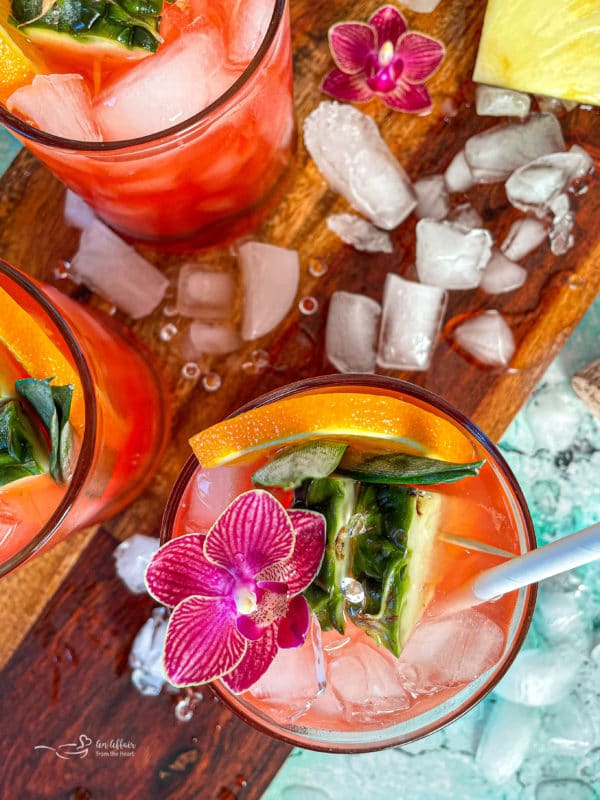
[0,0,598,796]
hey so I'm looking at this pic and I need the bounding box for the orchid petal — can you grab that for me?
[382,81,432,113]
[221,625,278,694]
[396,32,445,83]
[277,595,310,649]
[321,68,374,104]
[236,614,264,641]
[205,490,294,578]
[257,510,326,595]
[369,5,407,48]
[163,596,246,687]
[328,22,376,74]
[145,533,234,608]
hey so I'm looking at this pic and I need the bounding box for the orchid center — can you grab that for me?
[234,583,258,615]
[378,40,395,67]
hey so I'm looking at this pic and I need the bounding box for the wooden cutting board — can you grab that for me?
[0,0,598,796]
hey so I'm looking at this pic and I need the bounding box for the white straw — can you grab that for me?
[472,520,600,601]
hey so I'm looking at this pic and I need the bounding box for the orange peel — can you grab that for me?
[190,392,479,469]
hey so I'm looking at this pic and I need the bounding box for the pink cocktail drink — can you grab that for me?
[0,258,170,575]
[157,377,536,751]
[0,0,294,248]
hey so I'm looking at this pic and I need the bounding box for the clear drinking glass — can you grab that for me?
[0,0,294,250]
[160,374,537,753]
[0,258,170,575]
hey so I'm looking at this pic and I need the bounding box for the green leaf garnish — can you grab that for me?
[337,448,485,485]
[0,399,46,486]
[252,440,348,490]
[15,378,74,483]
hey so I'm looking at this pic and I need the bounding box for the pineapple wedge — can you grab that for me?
[474,0,600,107]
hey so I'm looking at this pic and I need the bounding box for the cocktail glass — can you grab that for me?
[160,374,536,752]
[0,258,170,575]
[0,0,294,250]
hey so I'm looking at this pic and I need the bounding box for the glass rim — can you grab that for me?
[0,0,286,153]
[0,259,97,576]
[160,373,537,753]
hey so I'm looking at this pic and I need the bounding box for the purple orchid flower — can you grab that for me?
[145,490,325,694]
[322,5,445,113]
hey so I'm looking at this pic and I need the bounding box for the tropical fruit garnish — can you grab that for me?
[9,0,165,69]
[0,0,39,103]
[474,0,600,106]
[189,392,480,469]
[0,286,84,430]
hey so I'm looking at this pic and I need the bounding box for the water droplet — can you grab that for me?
[299,296,318,315]
[163,304,179,317]
[107,305,117,317]
[174,697,194,722]
[191,736,199,744]
[251,349,270,368]
[160,323,178,342]
[181,362,200,380]
[236,774,248,789]
[54,260,71,280]
[202,372,221,392]
[340,577,365,605]
[308,258,328,278]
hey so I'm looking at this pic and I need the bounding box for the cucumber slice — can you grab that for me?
[338,448,484,485]
[252,440,347,490]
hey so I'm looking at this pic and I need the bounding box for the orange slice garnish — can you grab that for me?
[190,392,480,469]
[0,22,39,104]
[0,286,84,430]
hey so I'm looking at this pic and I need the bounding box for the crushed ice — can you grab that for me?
[114,533,159,594]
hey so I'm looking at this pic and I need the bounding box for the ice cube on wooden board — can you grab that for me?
[464,114,565,183]
[238,241,299,340]
[473,0,600,106]
[304,102,416,230]
[413,175,450,221]
[325,291,381,373]
[501,217,547,260]
[453,310,515,367]
[475,84,531,118]
[64,189,96,230]
[376,274,447,371]
[7,74,102,141]
[505,146,594,217]
[181,322,242,359]
[70,219,169,318]
[444,150,475,193]
[480,251,527,294]
[176,263,236,320]
[326,214,393,253]
[415,219,492,289]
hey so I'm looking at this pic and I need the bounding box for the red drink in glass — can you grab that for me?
[0,258,170,575]
[0,0,294,248]
[160,376,536,751]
